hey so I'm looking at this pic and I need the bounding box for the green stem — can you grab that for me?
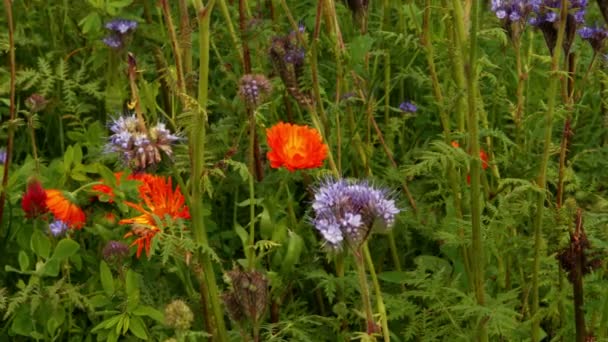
[217,0,244,67]
[465,1,487,341]
[191,2,228,342]
[448,0,469,133]
[160,0,186,95]
[363,243,390,342]
[531,1,568,341]
[247,111,256,270]
[354,249,377,336]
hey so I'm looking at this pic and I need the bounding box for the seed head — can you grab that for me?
[164,299,194,331]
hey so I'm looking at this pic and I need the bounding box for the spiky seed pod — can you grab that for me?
[164,299,194,331]
[223,268,268,324]
[25,94,48,113]
[239,74,272,109]
[102,240,130,262]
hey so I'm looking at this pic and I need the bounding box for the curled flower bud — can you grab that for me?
[102,240,130,262]
[239,74,272,108]
[222,268,269,324]
[164,299,194,331]
[25,94,48,113]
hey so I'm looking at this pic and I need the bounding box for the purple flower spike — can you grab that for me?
[49,220,69,237]
[312,179,400,250]
[491,0,532,23]
[105,19,138,34]
[399,101,417,113]
[0,149,6,165]
[579,25,608,51]
[529,0,587,26]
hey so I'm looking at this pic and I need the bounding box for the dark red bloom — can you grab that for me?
[22,179,48,218]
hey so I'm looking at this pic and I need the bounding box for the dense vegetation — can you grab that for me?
[2,0,608,341]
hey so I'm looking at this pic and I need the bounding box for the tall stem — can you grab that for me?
[191,2,228,341]
[363,243,390,342]
[0,0,16,227]
[531,1,568,340]
[465,1,487,340]
[353,249,377,336]
[160,0,186,95]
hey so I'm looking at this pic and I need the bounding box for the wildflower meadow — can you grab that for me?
[2,0,608,341]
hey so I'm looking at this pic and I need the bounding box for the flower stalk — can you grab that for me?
[531,1,568,340]
[191,2,229,341]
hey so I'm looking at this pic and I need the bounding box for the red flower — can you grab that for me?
[266,122,328,172]
[45,189,86,228]
[451,141,490,184]
[22,179,48,218]
[119,174,190,258]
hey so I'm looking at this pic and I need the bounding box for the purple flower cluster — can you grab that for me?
[102,240,130,261]
[491,0,532,22]
[312,179,400,250]
[102,19,137,49]
[579,25,608,51]
[0,149,6,165]
[239,74,273,108]
[106,115,180,170]
[529,0,587,26]
[399,101,417,113]
[49,220,69,237]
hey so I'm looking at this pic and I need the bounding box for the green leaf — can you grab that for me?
[125,270,139,310]
[30,230,51,259]
[128,315,147,339]
[79,13,101,35]
[377,271,410,284]
[100,261,114,296]
[42,259,60,277]
[132,305,164,322]
[235,224,248,246]
[18,251,29,272]
[51,239,80,261]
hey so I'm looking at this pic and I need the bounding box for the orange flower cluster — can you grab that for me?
[45,190,86,229]
[117,173,190,258]
[266,122,328,172]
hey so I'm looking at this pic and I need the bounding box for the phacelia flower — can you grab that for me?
[119,174,190,258]
[102,240,130,261]
[102,18,138,49]
[0,149,6,164]
[22,178,48,218]
[106,115,180,170]
[266,122,328,172]
[579,25,608,51]
[491,0,532,23]
[399,101,417,113]
[45,190,86,229]
[238,74,272,108]
[529,0,587,54]
[49,220,69,237]
[311,179,400,250]
[270,28,311,106]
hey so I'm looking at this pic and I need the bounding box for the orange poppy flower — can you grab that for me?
[266,122,328,172]
[45,190,86,229]
[119,174,190,258]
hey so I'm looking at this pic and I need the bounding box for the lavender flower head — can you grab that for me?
[491,0,532,23]
[105,19,138,34]
[399,101,417,113]
[579,25,608,51]
[106,114,180,170]
[49,220,69,237]
[311,179,400,250]
[103,18,138,49]
[529,0,587,26]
